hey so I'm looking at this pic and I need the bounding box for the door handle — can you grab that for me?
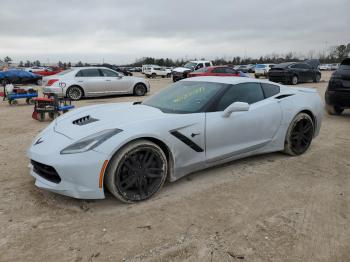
[77,80,83,83]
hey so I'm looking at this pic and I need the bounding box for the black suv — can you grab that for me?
[268,59,321,85]
[325,58,350,115]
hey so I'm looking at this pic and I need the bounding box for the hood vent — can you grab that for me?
[72,115,99,126]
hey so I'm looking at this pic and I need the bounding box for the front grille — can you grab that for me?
[31,160,61,183]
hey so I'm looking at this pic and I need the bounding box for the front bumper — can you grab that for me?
[27,129,108,199]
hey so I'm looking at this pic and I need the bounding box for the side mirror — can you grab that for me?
[222,102,249,118]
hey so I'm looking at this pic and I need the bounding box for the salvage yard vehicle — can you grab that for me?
[325,58,350,115]
[172,60,213,82]
[33,67,63,77]
[188,66,240,78]
[268,59,321,85]
[0,69,42,86]
[42,67,150,100]
[144,66,171,78]
[254,64,275,78]
[28,77,323,203]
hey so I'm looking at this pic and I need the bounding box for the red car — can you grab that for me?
[188,66,240,77]
[34,67,63,77]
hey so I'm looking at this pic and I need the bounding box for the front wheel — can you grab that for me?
[325,105,344,115]
[283,113,314,156]
[67,86,83,100]
[105,140,168,203]
[291,75,298,85]
[314,74,321,83]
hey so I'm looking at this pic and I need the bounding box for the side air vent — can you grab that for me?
[275,94,294,99]
[72,115,99,126]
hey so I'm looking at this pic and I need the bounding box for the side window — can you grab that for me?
[261,83,280,98]
[216,83,264,111]
[78,69,101,77]
[212,67,224,73]
[196,63,204,69]
[76,70,83,77]
[224,68,236,74]
[205,62,211,67]
[101,69,119,77]
[301,64,311,69]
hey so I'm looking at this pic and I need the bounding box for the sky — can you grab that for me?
[0,0,349,64]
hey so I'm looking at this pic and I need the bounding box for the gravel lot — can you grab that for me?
[0,71,349,262]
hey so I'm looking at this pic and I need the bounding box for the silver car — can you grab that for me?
[42,67,150,100]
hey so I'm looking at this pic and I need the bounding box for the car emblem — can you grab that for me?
[34,138,44,145]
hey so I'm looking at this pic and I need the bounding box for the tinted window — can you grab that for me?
[300,63,311,69]
[224,68,237,74]
[205,62,211,67]
[212,67,225,73]
[261,83,280,98]
[77,69,101,77]
[216,83,264,111]
[100,69,119,77]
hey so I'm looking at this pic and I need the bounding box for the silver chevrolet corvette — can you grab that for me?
[28,77,323,203]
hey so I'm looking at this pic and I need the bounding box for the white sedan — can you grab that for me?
[28,77,323,203]
[42,67,150,100]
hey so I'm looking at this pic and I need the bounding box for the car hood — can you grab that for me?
[172,67,192,73]
[54,102,164,140]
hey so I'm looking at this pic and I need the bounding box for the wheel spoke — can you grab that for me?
[145,172,163,178]
[121,175,137,190]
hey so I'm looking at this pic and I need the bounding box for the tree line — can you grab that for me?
[2,43,349,68]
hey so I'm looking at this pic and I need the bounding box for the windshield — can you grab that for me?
[142,81,227,113]
[183,62,197,69]
[58,69,74,75]
[256,64,267,68]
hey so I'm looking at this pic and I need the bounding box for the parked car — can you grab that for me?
[172,60,213,82]
[144,66,171,78]
[330,63,340,70]
[24,66,46,73]
[319,64,332,71]
[0,69,42,85]
[254,64,275,78]
[268,60,321,85]
[142,64,158,74]
[188,66,240,77]
[325,58,350,115]
[33,67,63,77]
[42,67,150,100]
[28,77,323,202]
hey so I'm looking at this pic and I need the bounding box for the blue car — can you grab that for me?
[0,69,42,85]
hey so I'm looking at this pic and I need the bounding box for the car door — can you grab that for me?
[301,63,315,81]
[100,68,131,93]
[75,69,104,95]
[205,82,282,163]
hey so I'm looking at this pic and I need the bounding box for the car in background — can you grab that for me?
[33,67,63,77]
[42,67,150,100]
[254,64,275,78]
[142,64,158,74]
[236,64,255,73]
[0,69,42,85]
[172,60,213,82]
[325,58,350,115]
[319,64,332,70]
[24,66,46,73]
[188,66,240,77]
[268,59,321,85]
[330,63,340,70]
[144,66,171,78]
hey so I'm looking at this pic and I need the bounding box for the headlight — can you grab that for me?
[60,129,122,154]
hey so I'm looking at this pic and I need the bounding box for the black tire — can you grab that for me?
[39,112,46,122]
[48,112,60,119]
[133,83,146,96]
[325,105,344,115]
[36,79,43,86]
[167,73,171,78]
[255,74,259,78]
[172,76,178,82]
[291,75,298,85]
[151,73,157,79]
[105,140,168,203]
[314,74,321,83]
[67,86,83,100]
[283,113,314,156]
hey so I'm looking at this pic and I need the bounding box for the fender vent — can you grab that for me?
[72,115,99,126]
[275,94,294,99]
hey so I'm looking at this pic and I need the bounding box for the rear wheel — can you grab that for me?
[291,75,298,85]
[67,86,83,100]
[325,105,344,115]
[105,140,168,203]
[283,113,314,156]
[133,83,146,96]
[167,73,171,78]
[314,74,321,83]
[152,73,157,78]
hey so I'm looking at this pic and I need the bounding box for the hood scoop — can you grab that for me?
[72,115,99,126]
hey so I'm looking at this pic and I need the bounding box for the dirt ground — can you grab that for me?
[0,71,349,262]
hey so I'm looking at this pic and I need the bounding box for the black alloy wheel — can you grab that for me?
[106,140,167,203]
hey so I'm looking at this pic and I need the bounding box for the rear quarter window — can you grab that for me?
[261,83,280,98]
